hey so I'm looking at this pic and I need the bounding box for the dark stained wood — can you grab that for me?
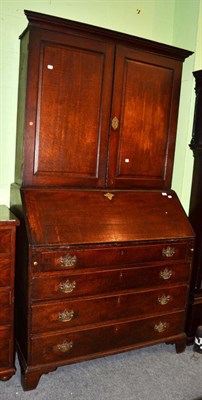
[21,29,114,188]
[0,259,11,286]
[15,10,192,189]
[30,311,186,366]
[32,241,192,273]
[23,10,192,62]
[21,188,194,246]
[107,46,182,189]
[0,206,19,381]
[186,70,202,341]
[32,285,188,333]
[31,263,191,301]
[11,10,194,391]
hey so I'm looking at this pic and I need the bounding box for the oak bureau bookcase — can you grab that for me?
[10,10,195,391]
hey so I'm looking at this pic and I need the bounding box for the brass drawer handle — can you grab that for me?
[162,246,175,257]
[58,280,76,294]
[154,322,168,333]
[58,309,74,322]
[57,340,73,353]
[111,116,119,130]
[157,294,171,305]
[160,268,173,280]
[59,254,77,268]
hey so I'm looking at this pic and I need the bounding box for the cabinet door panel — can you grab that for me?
[107,46,182,189]
[24,29,114,187]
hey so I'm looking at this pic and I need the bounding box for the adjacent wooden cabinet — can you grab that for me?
[0,206,19,381]
[186,70,202,341]
[11,10,194,391]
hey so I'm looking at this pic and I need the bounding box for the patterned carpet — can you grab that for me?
[1,343,202,400]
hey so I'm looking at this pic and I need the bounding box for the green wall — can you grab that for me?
[0,0,201,212]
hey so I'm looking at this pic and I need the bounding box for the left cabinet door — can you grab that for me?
[23,29,115,187]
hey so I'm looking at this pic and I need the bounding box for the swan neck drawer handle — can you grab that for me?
[154,322,168,333]
[57,340,73,353]
[58,309,74,322]
[157,294,171,305]
[58,280,76,293]
[162,246,175,257]
[160,268,173,280]
[59,255,77,268]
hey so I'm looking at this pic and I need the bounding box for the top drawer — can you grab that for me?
[0,230,11,254]
[32,241,193,273]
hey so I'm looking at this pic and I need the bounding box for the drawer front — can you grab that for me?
[31,311,185,365]
[0,328,10,367]
[31,285,188,333]
[32,242,191,272]
[0,258,11,287]
[31,263,191,301]
[0,230,11,254]
[0,290,11,325]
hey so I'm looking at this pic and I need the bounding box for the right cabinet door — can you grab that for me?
[107,45,182,189]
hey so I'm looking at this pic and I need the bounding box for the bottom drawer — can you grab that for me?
[0,328,10,368]
[31,311,185,365]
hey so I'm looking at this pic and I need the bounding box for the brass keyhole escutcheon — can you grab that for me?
[111,116,119,130]
[104,192,114,201]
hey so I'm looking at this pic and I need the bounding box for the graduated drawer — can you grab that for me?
[0,328,10,367]
[31,285,188,333]
[31,263,191,301]
[32,241,192,272]
[0,230,11,254]
[0,289,11,325]
[30,311,185,365]
[0,258,11,287]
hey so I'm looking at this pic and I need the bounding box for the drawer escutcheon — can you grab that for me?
[57,340,73,353]
[58,280,76,294]
[162,246,175,257]
[154,322,168,333]
[58,309,74,322]
[160,268,173,280]
[59,254,77,268]
[157,294,171,305]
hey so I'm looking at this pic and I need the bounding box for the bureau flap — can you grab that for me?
[21,188,194,246]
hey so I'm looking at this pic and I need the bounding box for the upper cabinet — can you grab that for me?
[15,10,192,189]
